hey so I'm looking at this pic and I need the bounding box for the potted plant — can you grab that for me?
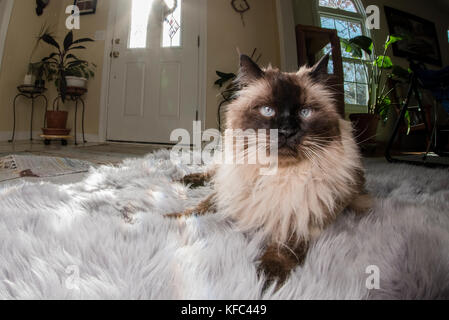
[41,30,95,100]
[341,34,408,144]
[39,30,95,130]
[28,61,52,88]
[65,60,96,89]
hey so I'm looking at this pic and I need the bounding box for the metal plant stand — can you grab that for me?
[52,87,87,145]
[9,86,48,143]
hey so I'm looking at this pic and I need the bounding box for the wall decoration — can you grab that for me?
[385,6,442,66]
[73,0,97,15]
[163,0,179,41]
[36,0,50,16]
[231,0,250,27]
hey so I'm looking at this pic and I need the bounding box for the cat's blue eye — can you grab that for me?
[300,108,312,118]
[259,106,276,118]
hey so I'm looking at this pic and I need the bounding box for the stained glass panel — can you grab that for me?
[162,0,182,47]
[319,0,358,13]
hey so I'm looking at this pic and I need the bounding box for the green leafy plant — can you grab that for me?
[40,30,95,102]
[341,34,410,123]
[28,61,52,86]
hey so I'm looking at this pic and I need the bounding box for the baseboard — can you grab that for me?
[0,131,101,143]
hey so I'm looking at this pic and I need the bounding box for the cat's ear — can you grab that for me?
[309,53,330,81]
[238,54,264,84]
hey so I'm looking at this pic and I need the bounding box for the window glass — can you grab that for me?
[318,0,369,108]
[162,0,182,47]
[129,0,154,49]
[319,0,358,13]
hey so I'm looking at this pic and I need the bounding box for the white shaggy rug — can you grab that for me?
[1,150,449,300]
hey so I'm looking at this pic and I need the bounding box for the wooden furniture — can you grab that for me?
[52,87,88,145]
[295,24,345,117]
[9,86,48,143]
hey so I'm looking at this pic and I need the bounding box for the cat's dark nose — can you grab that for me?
[278,128,297,139]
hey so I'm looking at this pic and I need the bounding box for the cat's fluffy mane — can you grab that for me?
[213,63,365,245]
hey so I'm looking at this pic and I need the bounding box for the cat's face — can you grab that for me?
[226,54,342,163]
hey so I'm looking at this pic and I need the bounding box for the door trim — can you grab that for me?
[275,0,298,72]
[0,0,14,73]
[98,0,208,143]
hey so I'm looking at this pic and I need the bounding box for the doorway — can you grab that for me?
[0,0,14,73]
[106,0,204,144]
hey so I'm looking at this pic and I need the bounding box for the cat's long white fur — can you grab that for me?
[214,119,363,244]
[214,66,364,245]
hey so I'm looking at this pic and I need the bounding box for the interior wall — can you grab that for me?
[0,0,62,140]
[0,0,14,73]
[0,0,110,140]
[206,0,281,129]
[0,0,281,140]
[55,0,111,140]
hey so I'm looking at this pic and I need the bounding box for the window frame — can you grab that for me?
[315,0,372,114]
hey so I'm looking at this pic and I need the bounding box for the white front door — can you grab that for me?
[107,0,200,143]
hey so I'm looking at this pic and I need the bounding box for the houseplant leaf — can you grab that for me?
[59,70,67,103]
[67,46,86,51]
[42,52,59,62]
[385,35,403,49]
[340,38,362,58]
[375,56,393,69]
[41,33,60,50]
[71,38,94,45]
[65,53,80,61]
[64,31,74,52]
[349,35,373,55]
[391,65,411,80]
[404,111,411,135]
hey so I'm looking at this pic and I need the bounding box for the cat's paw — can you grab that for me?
[165,208,196,219]
[348,193,374,214]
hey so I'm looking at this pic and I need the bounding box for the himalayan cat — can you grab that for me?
[168,54,372,285]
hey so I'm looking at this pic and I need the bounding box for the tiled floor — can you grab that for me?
[0,140,166,165]
[0,140,168,186]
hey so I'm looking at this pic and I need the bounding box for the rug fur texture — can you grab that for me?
[0,150,449,300]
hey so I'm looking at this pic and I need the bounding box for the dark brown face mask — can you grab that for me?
[228,54,341,160]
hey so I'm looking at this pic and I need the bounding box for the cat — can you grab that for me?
[168,54,372,286]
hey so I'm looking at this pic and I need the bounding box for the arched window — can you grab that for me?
[317,0,370,113]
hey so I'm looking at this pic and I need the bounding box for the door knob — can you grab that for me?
[110,51,120,58]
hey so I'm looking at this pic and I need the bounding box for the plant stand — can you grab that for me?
[52,87,87,146]
[41,134,72,146]
[9,86,48,143]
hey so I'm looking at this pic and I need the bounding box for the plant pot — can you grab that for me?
[349,113,379,144]
[46,111,68,129]
[66,76,87,88]
[23,74,35,86]
[35,79,45,88]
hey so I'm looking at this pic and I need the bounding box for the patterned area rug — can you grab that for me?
[0,155,92,183]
